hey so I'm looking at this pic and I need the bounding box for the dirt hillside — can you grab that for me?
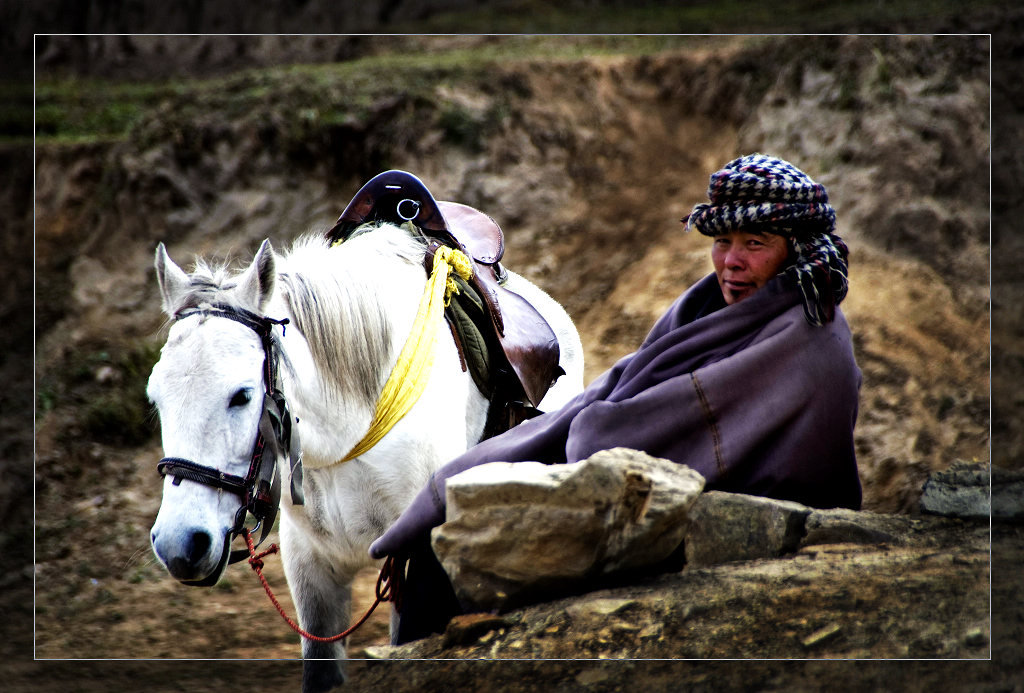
[14,29,1016,693]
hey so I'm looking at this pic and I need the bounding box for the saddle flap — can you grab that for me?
[491,285,562,408]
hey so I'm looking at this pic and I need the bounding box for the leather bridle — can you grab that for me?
[156,303,301,584]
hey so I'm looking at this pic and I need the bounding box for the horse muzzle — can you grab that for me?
[151,524,233,586]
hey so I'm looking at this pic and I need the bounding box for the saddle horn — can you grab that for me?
[327,170,449,243]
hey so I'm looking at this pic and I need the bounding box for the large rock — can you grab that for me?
[684,491,811,567]
[431,448,705,612]
[920,460,1024,520]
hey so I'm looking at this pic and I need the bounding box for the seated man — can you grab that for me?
[370,153,862,642]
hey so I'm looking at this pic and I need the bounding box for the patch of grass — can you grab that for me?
[30,35,715,147]
[29,0,995,148]
[84,341,162,445]
[439,103,488,152]
[36,387,57,418]
[33,78,173,144]
[39,339,162,445]
[83,393,152,445]
[35,99,144,140]
[870,47,895,100]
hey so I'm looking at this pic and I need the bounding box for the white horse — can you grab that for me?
[147,223,583,692]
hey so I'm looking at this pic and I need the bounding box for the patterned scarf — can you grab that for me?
[682,153,849,326]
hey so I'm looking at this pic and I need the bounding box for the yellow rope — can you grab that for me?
[338,246,474,463]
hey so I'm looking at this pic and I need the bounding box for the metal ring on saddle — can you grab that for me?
[397,198,421,221]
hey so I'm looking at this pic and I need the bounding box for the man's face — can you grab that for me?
[711,230,791,305]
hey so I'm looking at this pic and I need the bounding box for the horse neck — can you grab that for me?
[271,230,427,466]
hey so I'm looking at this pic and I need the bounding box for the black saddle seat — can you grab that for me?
[326,170,563,430]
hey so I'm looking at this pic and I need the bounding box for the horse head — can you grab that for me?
[148,240,282,586]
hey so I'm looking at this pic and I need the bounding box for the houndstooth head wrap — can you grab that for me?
[681,153,849,326]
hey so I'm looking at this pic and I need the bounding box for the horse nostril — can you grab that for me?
[188,530,212,565]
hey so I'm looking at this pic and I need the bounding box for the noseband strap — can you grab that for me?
[157,457,248,495]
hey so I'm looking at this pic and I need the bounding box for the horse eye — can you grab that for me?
[229,389,252,408]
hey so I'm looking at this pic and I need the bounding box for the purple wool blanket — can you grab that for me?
[371,271,862,564]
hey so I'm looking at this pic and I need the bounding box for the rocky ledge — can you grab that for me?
[362,449,997,662]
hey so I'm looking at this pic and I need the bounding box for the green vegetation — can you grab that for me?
[37,339,163,446]
[26,0,995,146]
[29,36,724,146]
[29,79,178,144]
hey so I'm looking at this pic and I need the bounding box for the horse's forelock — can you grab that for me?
[169,258,258,316]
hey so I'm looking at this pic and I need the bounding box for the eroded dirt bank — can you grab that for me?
[20,32,1010,692]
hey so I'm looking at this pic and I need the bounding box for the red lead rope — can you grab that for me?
[242,529,404,643]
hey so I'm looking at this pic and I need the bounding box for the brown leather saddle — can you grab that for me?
[325,170,563,436]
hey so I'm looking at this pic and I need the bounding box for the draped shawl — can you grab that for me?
[439,272,861,509]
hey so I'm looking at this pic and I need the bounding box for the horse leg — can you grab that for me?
[280,532,353,693]
[297,573,351,693]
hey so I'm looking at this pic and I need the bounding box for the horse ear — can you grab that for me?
[154,242,192,316]
[236,239,276,312]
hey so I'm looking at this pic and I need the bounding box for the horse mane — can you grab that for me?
[165,224,427,409]
[276,224,428,407]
